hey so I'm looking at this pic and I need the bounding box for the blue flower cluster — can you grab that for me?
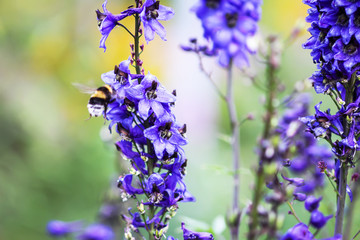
[189,0,262,68]
[303,0,360,93]
[281,196,337,240]
[248,93,335,237]
[276,94,333,194]
[303,0,360,175]
[103,57,195,238]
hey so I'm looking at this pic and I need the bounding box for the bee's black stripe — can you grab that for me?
[89,97,107,105]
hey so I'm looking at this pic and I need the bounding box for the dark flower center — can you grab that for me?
[96,9,106,28]
[206,0,221,9]
[354,12,360,26]
[225,13,238,28]
[316,117,330,128]
[114,65,129,85]
[146,81,158,99]
[318,31,326,43]
[124,98,135,112]
[159,122,173,140]
[337,9,349,26]
[146,1,160,19]
[344,40,358,55]
[149,192,163,203]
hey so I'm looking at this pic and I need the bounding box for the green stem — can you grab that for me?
[286,201,301,223]
[224,59,242,240]
[118,23,135,38]
[334,73,356,236]
[248,45,277,240]
[344,165,360,240]
[324,170,341,198]
[134,13,141,77]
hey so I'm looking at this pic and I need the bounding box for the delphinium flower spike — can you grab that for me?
[302,0,360,236]
[90,0,211,239]
[47,0,213,239]
[184,1,262,239]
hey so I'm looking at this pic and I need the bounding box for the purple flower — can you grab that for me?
[333,38,360,74]
[293,193,307,202]
[282,174,305,187]
[181,222,214,240]
[300,102,343,138]
[304,196,322,212]
[192,0,262,68]
[118,174,145,195]
[303,0,360,85]
[144,120,187,159]
[140,0,175,43]
[96,0,129,51]
[77,224,114,240]
[334,0,360,15]
[127,73,176,120]
[309,210,332,229]
[106,102,134,131]
[280,223,313,240]
[46,220,82,237]
[101,58,132,101]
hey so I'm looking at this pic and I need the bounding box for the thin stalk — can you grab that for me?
[324,171,341,198]
[351,229,360,240]
[196,51,226,100]
[132,1,154,239]
[344,165,360,240]
[286,201,301,223]
[134,5,141,77]
[225,60,241,240]
[248,49,277,240]
[118,23,135,38]
[334,73,356,235]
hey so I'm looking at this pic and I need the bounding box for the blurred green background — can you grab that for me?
[1,0,357,239]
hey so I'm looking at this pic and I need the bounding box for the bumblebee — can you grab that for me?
[87,85,114,118]
[74,83,114,118]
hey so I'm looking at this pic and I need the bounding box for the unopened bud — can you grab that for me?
[137,203,145,214]
[337,97,345,105]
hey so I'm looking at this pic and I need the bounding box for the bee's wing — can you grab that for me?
[72,83,97,94]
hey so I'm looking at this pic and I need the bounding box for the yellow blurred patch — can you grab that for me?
[262,0,309,34]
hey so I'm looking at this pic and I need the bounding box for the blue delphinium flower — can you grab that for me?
[191,0,262,68]
[118,0,175,44]
[77,224,114,240]
[280,223,313,240]
[310,210,333,229]
[305,195,322,212]
[101,58,132,101]
[96,0,129,51]
[127,73,176,120]
[47,220,82,237]
[140,0,175,43]
[181,222,214,240]
[144,119,188,159]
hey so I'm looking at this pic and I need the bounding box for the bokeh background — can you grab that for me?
[1,0,358,239]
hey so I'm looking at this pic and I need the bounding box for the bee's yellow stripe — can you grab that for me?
[91,91,107,99]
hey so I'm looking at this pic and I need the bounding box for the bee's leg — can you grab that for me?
[103,106,108,125]
[85,114,92,121]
